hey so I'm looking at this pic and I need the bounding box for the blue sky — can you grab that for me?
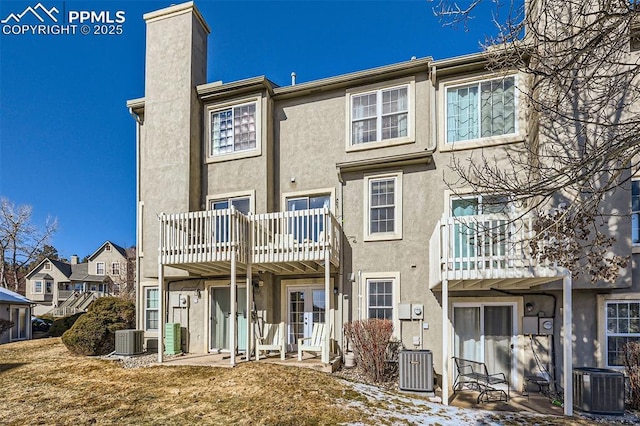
[0,0,501,261]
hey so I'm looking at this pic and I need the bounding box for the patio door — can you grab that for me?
[287,286,325,349]
[209,286,247,352]
[453,303,516,387]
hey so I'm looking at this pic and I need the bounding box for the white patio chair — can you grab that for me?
[256,322,286,360]
[298,323,326,361]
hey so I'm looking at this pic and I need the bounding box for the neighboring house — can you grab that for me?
[25,241,131,316]
[0,286,32,344]
[129,1,638,415]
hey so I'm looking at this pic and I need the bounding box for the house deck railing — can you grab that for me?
[159,207,340,268]
[429,213,545,287]
[159,208,250,266]
[251,208,340,266]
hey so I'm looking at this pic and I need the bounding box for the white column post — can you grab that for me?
[157,217,164,364]
[229,209,237,366]
[323,249,331,364]
[563,272,573,416]
[246,262,252,361]
[442,279,449,405]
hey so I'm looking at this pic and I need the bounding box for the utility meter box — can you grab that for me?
[398,303,412,320]
[523,316,539,335]
[539,318,554,335]
[412,304,424,320]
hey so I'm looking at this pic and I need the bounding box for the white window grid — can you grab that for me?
[367,279,393,320]
[34,281,43,293]
[145,287,159,331]
[606,301,640,367]
[96,262,105,275]
[45,281,52,294]
[370,177,396,234]
[43,262,51,270]
[351,85,408,145]
[111,262,120,276]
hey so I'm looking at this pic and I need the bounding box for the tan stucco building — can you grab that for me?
[129,2,640,413]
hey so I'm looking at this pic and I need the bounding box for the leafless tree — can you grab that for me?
[429,0,640,282]
[0,198,57,292]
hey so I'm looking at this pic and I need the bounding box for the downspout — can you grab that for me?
[129,107,143,331]
[428,64,438,152]
[337,169,345,357]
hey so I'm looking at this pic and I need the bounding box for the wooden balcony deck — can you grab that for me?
[429,214,560,290]
[158,208,340,275]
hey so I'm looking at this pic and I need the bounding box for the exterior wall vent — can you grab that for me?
[399,349,434,392]
[115,330,144,356]
[573,367,625,415]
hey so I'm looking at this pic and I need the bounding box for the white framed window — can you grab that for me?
[34,281,43,294]
[45,281,52,294]
[450,193,512,217]
[96,262,105,275]
[43,262,51,270]
[632,180,640,245]
[361,272,400,338]
[111,262,120,276]
[207,100,260,159]
[210,196,251,214]
[605,300,640,367]
[364,171,402,241]
[10,306,29,341]
[445,75,517,144]
[105,243,111,252]
[346,78,415,151]
[145,287,159,331]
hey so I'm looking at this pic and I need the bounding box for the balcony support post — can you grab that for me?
[323,249,330,364]
[441,278,449,405]
[246,261,252,361]
[158,217,165,364]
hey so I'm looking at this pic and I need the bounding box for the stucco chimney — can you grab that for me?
[140,1,209,277]
[71,255,79,265]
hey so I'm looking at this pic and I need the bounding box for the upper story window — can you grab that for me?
[364,172,403,241]
[43,262,51,270]
[450,194,511,217]
[346,78,415,151]
[286,194,331,242]
[96,262,105,275]
[446,76,516,144]
[606,301,640,367]
[45,281,52,294]
[352,86,408,144]
[105,243,111,252]
[210,102,257,156]
[34,281,43,293]
[111,262,120,276]
[633,180,640,245]
[210,196,251,215]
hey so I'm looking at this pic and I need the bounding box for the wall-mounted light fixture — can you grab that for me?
[526,302,535,313]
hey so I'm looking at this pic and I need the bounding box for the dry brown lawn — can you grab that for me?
[0,338,364,425]
[0,339,609,425]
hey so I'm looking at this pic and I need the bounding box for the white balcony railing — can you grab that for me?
[159,208,250,266]
[159,207,340,269]
[430,213,551,287]
[251,208,340,266]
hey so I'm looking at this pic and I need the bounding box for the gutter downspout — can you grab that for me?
[337,169,345,358]
[129,107,143,331]
[428,65,438,152]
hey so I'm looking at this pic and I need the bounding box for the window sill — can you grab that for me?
[347,137,414,153]
[364,233,402,242]
[206,148,261,163]
[632,246,640,254]
[440,134,524,152]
